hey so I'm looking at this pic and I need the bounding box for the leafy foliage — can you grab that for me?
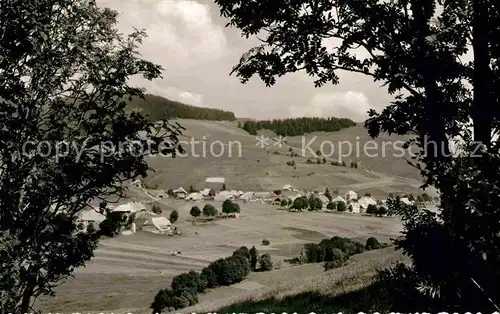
[222,199,235,216]
[323,249,346,271]
[259,253,273,271]
[190,206,201,220]
[366,237,382,251]
[325,188,333,201]
[202,204,218,218]
[152,247,254,313]
[249,245,259,271]
[0,1,184,311]
[99,212,126,237]
[308,195,323,211]
[336,201,347,212]
[292,196,309,210]
[366,204,378,215]
[152,205,162,215]
[169,210,179,223]
[302,236,369,265]
[233,246,251,260]
[214,0,500,310]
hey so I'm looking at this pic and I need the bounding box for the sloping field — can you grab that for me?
[144,119,436,197]
[40,199,404,313]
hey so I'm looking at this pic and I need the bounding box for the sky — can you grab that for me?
[97,0,395,122]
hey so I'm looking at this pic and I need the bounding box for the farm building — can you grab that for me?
[205,177,226,191]
[400,197,414,206]
[358,196,377,210]
[239,192,255,202]
[156,190,167,199]
[253,191,274,201]
[345,190,358,201]
[173,187,187,199]
[141,216,172,235]
[206,177,225,183]
[186,192,203,201]
[112,202,146,214]
[78,207,106,231]
[131,179,143,188]
[214,190,233,201]
[332,195,346,203]
[348,202,361,214]
[317,195,330,207]
[282,184,293,191]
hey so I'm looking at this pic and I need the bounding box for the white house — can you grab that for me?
[112,201,146,214]
[317,195,330,208]
[348,202,361,214]
[78,207,106,231]
[214,190,232,201]
[345,190,358,201]
[253,191,273,201]
[205,177,225,183]
[173,187,187,199]
[131,179,143,188]
[156,190,167,199]
[358,196,377,211]
[282,184,293,191]
[333,195,346,204]
[400,197,414,206]
[239,191,255,201]
[141,216,172,235]
[186,192,203,201]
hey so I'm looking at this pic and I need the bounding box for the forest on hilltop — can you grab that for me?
[127,94,236,121]
[240,117,356,136]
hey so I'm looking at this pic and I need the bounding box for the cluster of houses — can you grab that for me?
[78,201,176,235]
[138,177,417,215]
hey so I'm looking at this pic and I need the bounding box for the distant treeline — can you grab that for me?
[126,94,236,121]
[240,117,356,136]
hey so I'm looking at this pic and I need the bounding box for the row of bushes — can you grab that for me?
[151,245,272,313]
[298,236,385,270]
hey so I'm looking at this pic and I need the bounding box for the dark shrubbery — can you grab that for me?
[366,204,378,214]
[259,253,273,271]
[201,267,217,289]
[337,201,347,212]
[249,245,259,270]
[261,239,270,246]
[152,205,162,214]
[301,236,380,270]
[233,246,250,260]
[151,246,254,313]
[169,210,179,223]
[365,237,382,250]
[171,270,205,294]
[99,212,126,237]
[292,196,309,209]
[323,249,346,270]
[208,256,250,286]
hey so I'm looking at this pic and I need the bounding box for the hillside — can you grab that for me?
[143,119,437,198]
[126,94,236,121]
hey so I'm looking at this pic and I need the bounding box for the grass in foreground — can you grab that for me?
[215,281,391,314]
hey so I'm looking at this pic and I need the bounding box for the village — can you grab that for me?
[76,176,434,239]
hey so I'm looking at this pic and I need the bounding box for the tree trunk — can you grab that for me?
[19,279,35,313]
